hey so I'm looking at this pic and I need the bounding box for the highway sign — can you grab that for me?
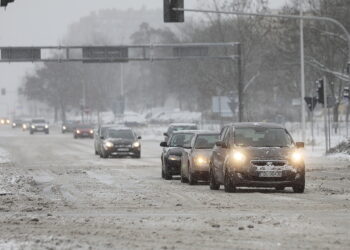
[82,47,129,63]
[1,47,41,61]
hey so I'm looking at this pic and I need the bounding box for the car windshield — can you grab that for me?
[169,133,194,147]
[107,129,134,140]
[234,127,293,148]
[32,119,46,124]
[169,125,197,134]
[194,134,219,149]
[77,125,93,129]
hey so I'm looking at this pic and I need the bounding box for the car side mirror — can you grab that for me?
[160,142,168,147]
[216,141,228,148]
[296,142,305,148]
[164,133,168,137]
[138,136,142,140]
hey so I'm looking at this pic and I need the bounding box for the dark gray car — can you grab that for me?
[210,123,305,193]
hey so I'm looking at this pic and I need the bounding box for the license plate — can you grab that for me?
[259,171,282,178]
[117,148,129,152]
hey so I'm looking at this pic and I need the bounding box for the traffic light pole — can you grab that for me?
[173,6,350,141]
[323,76,329,152]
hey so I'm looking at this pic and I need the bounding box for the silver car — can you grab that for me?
[180,131,219,185]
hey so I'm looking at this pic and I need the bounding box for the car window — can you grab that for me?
[107,129,135,140]
[32,119,46,123]
[194,134,219,149]
[220,127,228,141]
[169,133,194,147]
[234,127,293,147]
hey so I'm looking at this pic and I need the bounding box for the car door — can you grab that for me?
[181,134,196,178]
[214,126,232,183]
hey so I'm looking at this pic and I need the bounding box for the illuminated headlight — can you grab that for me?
[195,156,209,166]
[12,123,16,126]
[104,141,114,148]
[132,141,140,148]
[76,130,81,134]
[23,124,27,129]
[291,151,304,164]
[62,126,66,130]
[6,120,10,124]
[90,130,94,134]
[31,125,35,129]
[0,120,4,124]
[168,155,181,161]
[45,125,49,129]
[232,151,246,163]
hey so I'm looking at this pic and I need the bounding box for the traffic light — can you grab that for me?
[316,79,324,105]
[344,86,350,99]
[304,97,317,112]
[164,0,184,23]
[0,0,14,7]
[1,88,6,96]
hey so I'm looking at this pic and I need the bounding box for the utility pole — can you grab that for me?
[323,76,329,152]
[300,5,306,142]
[237,43,244,122]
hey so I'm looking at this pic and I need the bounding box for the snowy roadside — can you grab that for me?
[0,147,10,164]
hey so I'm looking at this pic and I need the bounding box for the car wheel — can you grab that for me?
[164,161,172,180]
[95,149,99,155]
[209,168,220,190]
[46,131,49,135]
[188,164,197,185]
[180,167,188,183]
[224,170,236,193]
[100,150,108,159]
[132,152,141,159]
[293,174,305,193]
[30,131,34,135]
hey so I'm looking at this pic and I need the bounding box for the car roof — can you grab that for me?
[193,130,220,135]
[226,122,285,129]
[172,130,198,134]
[169,123,197,127]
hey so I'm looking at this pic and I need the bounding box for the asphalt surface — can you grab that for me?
[0,126,349,250]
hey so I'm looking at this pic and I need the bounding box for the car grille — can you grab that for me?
[251,160,287,166]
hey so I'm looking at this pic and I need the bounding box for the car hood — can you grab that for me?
[192,149,212,158]
[237,147,293,161]
[167,147,184,156]
[106,138,134,145]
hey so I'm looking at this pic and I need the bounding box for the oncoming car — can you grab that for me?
[181,131,219,185]
[163,123,198,142]
[30,119,49,134]
[160,131,195,180]
[210,123,305,193]
[74,124,94,139]
[99,128,141,159]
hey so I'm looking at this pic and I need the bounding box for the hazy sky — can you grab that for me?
[0,0,288,115]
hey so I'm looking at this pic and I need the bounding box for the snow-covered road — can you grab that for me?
[0,126,349,249]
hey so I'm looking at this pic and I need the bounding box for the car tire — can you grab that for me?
[164,162,172,180]
[293,174,305,193]
[95,150,99,155]
[100,151,108,159]
[224,170,236,193]
[209,168,220,190]
[30,131,34,135]
[132,152,141,159]
[180,168,188,183]
[46,131,49,135]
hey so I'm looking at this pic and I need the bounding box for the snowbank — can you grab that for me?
[0,147,10,164]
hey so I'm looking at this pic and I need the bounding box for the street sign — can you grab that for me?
[82,47,129,63]
[304,97,317,112]
[173,46,209,57]
[1,48,41,61]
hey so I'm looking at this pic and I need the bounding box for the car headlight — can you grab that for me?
[132,141,140,148]
[168,155,181,161]
[232,151,246,163]
[291,151,304,164]
[104,141,114,148]
[76,130,80,134]
[45,125,49,129]
[1,120,4,124]
[23,124,27,129]
[62,126,66,130]
[13,123,16,126]
[31,125,35,129]
[90,130,94,134]
[6,120,10,124]
[195,156,209,166]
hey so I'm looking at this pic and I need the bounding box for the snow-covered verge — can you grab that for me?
[0,147,10,164]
